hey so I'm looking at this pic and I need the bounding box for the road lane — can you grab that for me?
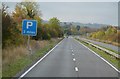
[23,37,118,77]
[24,38,77,77]
[71,38,118,77]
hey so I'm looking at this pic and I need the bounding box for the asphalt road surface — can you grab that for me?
[23,37,119,77]
[81,38,119,53]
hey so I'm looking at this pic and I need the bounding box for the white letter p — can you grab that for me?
[27,22,33,29]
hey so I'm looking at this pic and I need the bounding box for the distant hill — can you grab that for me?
[60,22,110,29]
[42,20,110,29]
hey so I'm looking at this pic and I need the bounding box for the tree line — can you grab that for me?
[89,26,120,43]
[2,2,63,48]
[63,22,96,36]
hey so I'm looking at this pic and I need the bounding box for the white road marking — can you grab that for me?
[72,50,73,52]
[75,39,120,73]
[73,58,76,61]
[72,53,74,56]
[75,67,79,72]
[19,39,64,79]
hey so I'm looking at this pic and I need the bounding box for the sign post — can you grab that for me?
[27,35,31,54]
[22,19,37,55]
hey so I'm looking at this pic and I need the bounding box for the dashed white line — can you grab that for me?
[75,67,79,72]
[75,39,120,73]
[72,53,74,56]
[72,50,73,52]
[73,58,76,61]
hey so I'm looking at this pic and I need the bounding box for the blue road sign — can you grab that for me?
[22,20,37,36]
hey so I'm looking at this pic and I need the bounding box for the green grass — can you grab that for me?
[3,56,32,77]
[2,39,61,77]
[76,38,120,70]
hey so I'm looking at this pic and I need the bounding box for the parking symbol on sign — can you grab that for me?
[22,20,37,36]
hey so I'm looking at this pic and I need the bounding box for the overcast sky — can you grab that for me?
[3,1,119,26]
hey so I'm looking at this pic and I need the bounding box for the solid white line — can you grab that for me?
[19,39,64,78]
[75,67,79,72]
[73,58,76,61]
[75,39,120,73]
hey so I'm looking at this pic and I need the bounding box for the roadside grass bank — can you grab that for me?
[75,38,120,70]
[2,38,63,77]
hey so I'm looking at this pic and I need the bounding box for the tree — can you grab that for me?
[76,25,80,31]
[13,2,41,31]
[90,32,97,38]
[32,16,42,40]
[95,31,105,39]
[117,31,120,43]
[2,3,13,48]
[0,8,1,44]
[13,2,42,40]
[89,26,119,43]
[105,27,117,36]
[49,17,62,37]
[20,2,41,19]
[42,24,51,40]
[49,17,60,28]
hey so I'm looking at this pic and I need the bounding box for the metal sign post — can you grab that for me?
[22,20,37,55]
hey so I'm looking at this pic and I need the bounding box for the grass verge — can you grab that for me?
[2,38,62,77]
[76,38,120,70]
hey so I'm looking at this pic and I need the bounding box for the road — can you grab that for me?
[23,37,119,77]
[81,38,119,53]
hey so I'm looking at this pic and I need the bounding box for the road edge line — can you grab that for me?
[74,39,120,73]
[19,38,64,78]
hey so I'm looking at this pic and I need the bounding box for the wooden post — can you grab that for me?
[28,35,32,55]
